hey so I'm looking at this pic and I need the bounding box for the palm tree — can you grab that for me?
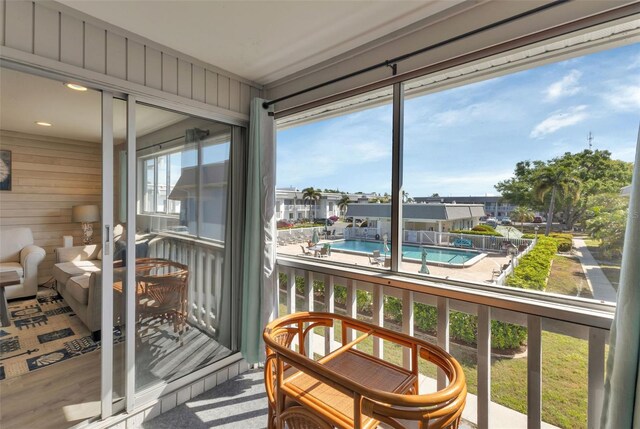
[302,187,321,220]
[511,206,534,228]
[534,166,581,236]
[338,194,350,218]
[402,190,413,203]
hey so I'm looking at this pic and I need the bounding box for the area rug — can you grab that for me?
[0,288,122,381]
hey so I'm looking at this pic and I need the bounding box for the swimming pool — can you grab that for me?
[329,240,483,266]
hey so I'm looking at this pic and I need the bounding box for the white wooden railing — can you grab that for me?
[275,256,613,429]
[148,233,224,336]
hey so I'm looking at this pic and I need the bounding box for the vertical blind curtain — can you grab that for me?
[601,126,640,428]
[220,127,247,351]
[241,98,276,364]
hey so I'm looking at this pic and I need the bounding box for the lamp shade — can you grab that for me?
[72,204,100,223]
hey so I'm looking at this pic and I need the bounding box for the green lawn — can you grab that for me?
[547,255,592,298]
[279,292,592,428]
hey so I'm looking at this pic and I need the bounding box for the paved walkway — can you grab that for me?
[573,238,618,303]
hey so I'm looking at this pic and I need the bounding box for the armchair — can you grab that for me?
[0,227,46,300]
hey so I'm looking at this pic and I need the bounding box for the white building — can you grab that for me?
[275,187,374,221]
[347,202,485,237]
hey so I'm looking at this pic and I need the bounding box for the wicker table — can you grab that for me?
[283,347,416,428]
[0,271,20,327]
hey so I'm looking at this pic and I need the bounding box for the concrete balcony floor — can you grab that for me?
[144,370,477,428]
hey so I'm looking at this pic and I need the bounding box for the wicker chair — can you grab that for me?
[280,406,333,429]
[264,312,467,429]
[265,326,300,429]
[136,259,189,345]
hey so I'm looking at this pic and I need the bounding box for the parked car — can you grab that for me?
[329,215,339,222]
[485,218,498,228]
[277,220,294,228]
[533,216,544,223]
[501,217,512,225]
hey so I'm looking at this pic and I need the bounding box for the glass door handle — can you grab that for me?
[105,225,111,255]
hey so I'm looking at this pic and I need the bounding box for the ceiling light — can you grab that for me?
[35,121,52,127]
[65,83,88,91]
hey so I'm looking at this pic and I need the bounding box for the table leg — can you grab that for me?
[0,288,10,327]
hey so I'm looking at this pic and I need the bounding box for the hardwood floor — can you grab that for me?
[0,326,232,429]
[0,349,108,429]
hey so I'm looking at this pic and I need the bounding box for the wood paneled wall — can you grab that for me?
[0,130,102,283]
[0,0,261,117]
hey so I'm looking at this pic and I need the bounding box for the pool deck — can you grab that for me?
[278,241,511,284]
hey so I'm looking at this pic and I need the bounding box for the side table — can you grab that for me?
[0,271,20,327]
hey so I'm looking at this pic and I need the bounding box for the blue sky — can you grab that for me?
[276,43,640,197]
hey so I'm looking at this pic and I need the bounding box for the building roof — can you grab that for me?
[414,196,505,204]
[347,203,484,221]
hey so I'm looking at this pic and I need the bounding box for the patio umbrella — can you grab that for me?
[312,229,319,244]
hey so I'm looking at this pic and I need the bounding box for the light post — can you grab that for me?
[534,225,539,241]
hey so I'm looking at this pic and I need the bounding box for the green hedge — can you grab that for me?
[506,236,558,290]
[473,224,499,233]
[550,233,573,252]
[521,232,572,252]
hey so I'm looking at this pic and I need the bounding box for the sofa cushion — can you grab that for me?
[53,260,102,286]
[0,227,34,263]
[67,274,91,305]
[0,262,24,278]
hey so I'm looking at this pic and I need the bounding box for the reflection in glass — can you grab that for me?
[134,104,236,391]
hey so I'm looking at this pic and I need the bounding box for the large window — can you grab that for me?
[276,87,393,269]
[276,40,638,305]
[138,121,230,242]
[142,148,199,216]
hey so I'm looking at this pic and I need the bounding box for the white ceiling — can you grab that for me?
[57,0,464,85]
[0,68,186,142]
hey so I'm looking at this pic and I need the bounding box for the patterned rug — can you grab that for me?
[0,288,122,381]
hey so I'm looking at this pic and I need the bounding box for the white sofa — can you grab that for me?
[53,244,126,339]
[0,227,46,300]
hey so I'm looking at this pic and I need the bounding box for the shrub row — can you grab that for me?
[549,233,573,252]
[505,236,558,290]
[521,232,572,252]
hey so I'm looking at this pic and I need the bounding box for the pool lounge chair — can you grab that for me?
[369,250,382,265]
[300,245,312,256]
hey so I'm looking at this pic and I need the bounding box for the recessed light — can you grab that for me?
[65,83,88,91]
[35,121,52,127]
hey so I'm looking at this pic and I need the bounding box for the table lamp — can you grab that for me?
[72,204,100,245]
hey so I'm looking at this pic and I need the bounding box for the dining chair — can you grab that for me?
[136,260,189,346]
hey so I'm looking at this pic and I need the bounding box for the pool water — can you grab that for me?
[329,240,480,264]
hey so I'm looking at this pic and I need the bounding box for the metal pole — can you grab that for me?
[390,82,404,272]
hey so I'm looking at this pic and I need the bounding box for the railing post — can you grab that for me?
[204,251,212,329]
[527,315,542,429]
[346,279,357,342]
[588,327,606,429]
[402,290,414,369]
[274,264,281,319]
[304,270,314,357]
[286,268,296,315]
[324,275,335,355]
[477,305,491,429]
[372,284,384,359]
[437,297,450,390]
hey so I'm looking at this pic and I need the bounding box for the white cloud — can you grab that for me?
[431,102,493,127]
[530,105,588,138]
[545,70,582,101]
[603,84,640,111]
